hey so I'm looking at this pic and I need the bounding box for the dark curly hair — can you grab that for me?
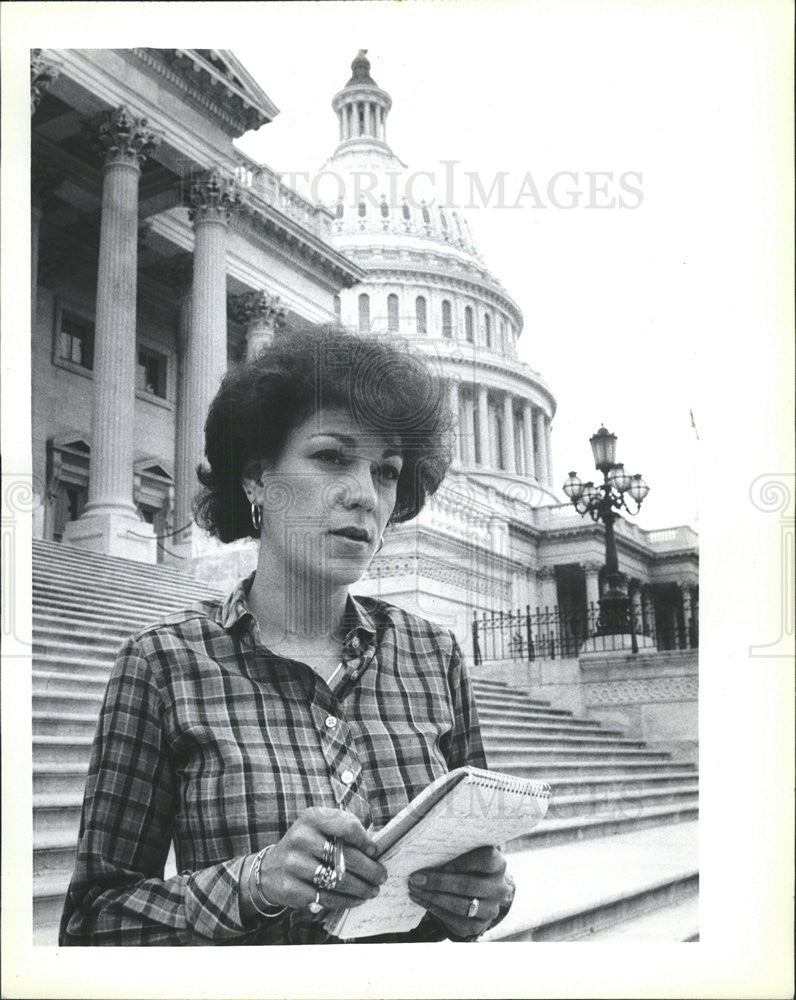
[193,324,454,543]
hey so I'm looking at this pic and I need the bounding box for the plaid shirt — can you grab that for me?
[59,573,487,945]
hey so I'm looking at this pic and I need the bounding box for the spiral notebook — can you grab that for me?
[324,766,551,940]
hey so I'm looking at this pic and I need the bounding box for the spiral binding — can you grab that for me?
[464,766,552,800]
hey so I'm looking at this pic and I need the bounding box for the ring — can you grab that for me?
[322,838,335,867]
[333,837,346,884]
[313,863,338,891]
[467,897,480,919]
[308,891,323,915]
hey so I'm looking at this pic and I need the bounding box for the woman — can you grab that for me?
[60,325,514,945]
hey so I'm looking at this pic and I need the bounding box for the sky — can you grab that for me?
[225,2,748,531]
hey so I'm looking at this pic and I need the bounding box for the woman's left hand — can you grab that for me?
[407,846,512,939]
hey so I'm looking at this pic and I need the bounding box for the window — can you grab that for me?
[335,200,344,219]
[358,199,367,218]
[380,197,389,219]
[421,203,431,225]
[387,293,399,333]
[58,311,94,370]
[137,346,167,399]
[465,306,474,343]
[402,200,411,221]
[415,296,427,334]
[333,294,342,319]
[358,293,370,334]
[484,313,492,349]
[442,300,452,338]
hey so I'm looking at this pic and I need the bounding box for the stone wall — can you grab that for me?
[475,649,698,764]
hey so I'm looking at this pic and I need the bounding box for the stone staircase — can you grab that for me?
[32,539,226,944]
[32,540,698,945]
[473,677,699,941]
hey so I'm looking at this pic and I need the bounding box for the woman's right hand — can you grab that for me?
[241,807,387,919]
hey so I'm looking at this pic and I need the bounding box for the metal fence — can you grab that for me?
[471,602,698,665]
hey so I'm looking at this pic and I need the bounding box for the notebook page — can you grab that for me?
[328,773,549,939]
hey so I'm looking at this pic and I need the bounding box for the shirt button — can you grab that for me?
[324,715,338,729]
[340,769,355,786]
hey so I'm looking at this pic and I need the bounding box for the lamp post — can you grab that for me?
[562,427,650,640]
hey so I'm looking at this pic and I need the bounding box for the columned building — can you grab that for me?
[31,47,698,656]
[31,48,365,566]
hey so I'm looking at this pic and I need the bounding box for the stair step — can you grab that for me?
[479,719,624,737]
[584,894,699,942]
[486,747,670,763]
[34,735,93,765]
[487,821,698,942]
[34,763,90,796]
[510,801,699,849]
[477,708,603,729]
[497,760,694,779]
[546,787,698,821]
[33,713,100,737]
[483,732,644,748]
[32,671,108,696]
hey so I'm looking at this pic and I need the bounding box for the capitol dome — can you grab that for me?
[323,51,558,509]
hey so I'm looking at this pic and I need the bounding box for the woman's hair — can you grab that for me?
[193,324,454,542]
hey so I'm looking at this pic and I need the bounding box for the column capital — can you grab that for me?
[537,564,557,579]
[184,166,242,225]
[582,560,602,574]
[31,49,60,115]
[90,106,161,168]
[229,290,285,331]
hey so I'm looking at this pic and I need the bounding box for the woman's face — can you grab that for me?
[244,408,403,587]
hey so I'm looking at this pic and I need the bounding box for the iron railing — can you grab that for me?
[471,602,698,665]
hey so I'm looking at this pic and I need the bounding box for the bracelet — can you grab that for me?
[248,845,287,919]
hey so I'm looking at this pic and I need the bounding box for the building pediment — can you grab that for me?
[133,48,279,137]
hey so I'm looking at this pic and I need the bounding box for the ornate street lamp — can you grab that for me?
[563,427,650,638]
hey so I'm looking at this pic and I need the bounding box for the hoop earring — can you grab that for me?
[376,535,384,555]
[251,502,262,534]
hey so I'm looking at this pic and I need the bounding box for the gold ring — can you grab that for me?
[467,897,480,919]
[308,891,323,915]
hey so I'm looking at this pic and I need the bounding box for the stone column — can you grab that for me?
[522,401,536,480]
[502,393,516,473]
[448,379,460,464]
[535,409,549,487]
[631,579,644,629]
[545,418,554,487]
[583,560,602,613]
[230,290,286,360]
[477,384,490,467]
[30,49,60,115]
[537,565,558,610]
[63,107,160,561]
[168,257,194,550]
[643,587,656,637]
[181,167,242,557]
[462,393,474,465]
[679,583,693,647]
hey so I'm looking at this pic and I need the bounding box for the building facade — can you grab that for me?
[30,48,698,657]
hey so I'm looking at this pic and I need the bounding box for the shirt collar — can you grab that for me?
[216,572,377,642]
